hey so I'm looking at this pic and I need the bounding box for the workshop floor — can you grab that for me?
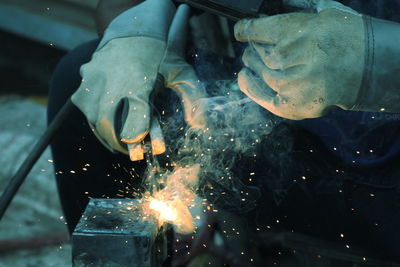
[0,30,71,266]
[0,244,71,267]
[0,97,71,267]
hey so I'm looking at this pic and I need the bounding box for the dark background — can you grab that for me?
[0,30,64,96]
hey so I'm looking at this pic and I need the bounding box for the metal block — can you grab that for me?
[72,199,167,267]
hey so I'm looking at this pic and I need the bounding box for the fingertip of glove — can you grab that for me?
[120,130,148,144]
[234,19,251,41]
[128,143,145,161]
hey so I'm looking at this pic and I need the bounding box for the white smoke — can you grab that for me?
[152,80,276,212]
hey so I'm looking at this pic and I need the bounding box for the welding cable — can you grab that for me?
[0,99,75,220]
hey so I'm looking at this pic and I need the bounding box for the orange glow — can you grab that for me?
[127,143,144,161]
[151,138,166,155]
[142,164,200,234]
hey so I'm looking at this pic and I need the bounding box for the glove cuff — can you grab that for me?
[354,16,400,112]
[98,0,176,50]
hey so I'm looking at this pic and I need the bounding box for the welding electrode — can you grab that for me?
[141,74,164,190]
[140,73,164,168]
[0,99,75,220]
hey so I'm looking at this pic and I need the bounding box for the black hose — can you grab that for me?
[0,99,75,220]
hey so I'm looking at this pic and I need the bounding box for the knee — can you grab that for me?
[50,39,99,96]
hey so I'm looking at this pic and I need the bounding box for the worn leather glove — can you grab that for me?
[124,4,207,161]
[72,0,206,160]
[160,5,207,130]
[235,0,365,120]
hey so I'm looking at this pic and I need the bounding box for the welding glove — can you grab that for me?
[71,0,206,160]
[235,0,400,119]
[160,5,207,130]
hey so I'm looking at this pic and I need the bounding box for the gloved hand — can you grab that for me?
[72,0,206,160]
[235,0,365,120]
[160,4,207,130]
[125,4,208,161]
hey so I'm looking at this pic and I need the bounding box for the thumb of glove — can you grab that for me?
[161,4,208,129]
[119,97,151,144]
[283,0,359,14]
[315,0,360,14]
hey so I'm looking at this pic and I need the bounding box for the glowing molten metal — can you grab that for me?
[149,199,177,222]
[143,164,201,234]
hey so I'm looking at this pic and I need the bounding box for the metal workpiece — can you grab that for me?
[72,199,168,267]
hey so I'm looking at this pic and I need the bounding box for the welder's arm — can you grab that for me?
[96,0,144,36]
[72,0,177,158]
[234,0,400,120]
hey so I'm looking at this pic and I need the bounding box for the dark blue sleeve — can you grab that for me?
[341,0,400,22]
[297,0,400,168]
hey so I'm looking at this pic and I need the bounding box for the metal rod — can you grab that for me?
[0,98,75,220]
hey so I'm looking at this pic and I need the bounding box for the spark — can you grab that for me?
[140,165,201,234]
